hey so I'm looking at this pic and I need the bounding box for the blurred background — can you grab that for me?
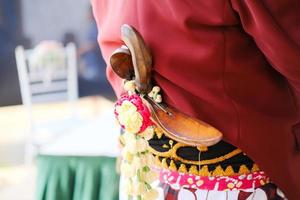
[0,0,120,199]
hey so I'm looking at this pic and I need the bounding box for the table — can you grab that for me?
[36,97,120,200]
[0,96,121,200]
[36,155,119,200]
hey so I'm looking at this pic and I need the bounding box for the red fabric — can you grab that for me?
[91,0,300,199]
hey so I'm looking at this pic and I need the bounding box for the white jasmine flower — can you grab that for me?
[135,182,147,195]
[124,111,143,133]
[152,86,160,93]
[127,138,148,154]
[135,138,149,152]
[116,101,143,133]
[122,148,134,163]
[141,170,159,184]
[121,162,136,178]
[123,179,134,195]
[143,189,159,200]
[124,80,136,93]
[146,153,156,166]
[148,91,154,98]
[155,94,162,103]
[116,101,137,116]
[132,155,148,169]
[122,132,136,144]
[140,126,154,140]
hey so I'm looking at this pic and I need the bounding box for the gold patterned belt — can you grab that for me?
[148,127,259,177]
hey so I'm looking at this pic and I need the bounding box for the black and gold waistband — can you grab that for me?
[148,127,259,176]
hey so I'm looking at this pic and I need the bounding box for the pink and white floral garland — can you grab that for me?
[114,81,161,200]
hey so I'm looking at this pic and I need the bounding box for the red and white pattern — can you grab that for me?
[156,183,287,200]
[151,169,287,200]
[120,174,287,200]
[159,169,269,191]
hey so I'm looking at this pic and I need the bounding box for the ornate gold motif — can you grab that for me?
[212,165,224,176]
[197,145,208,152]
[148,143,242,166]
[169,160,177,171]
[198,165,211,176]
[239,165,250,174]
[149,126,260,177]
[224,165,234,176]
[154,127,164,139]
[178,164,187,173]
[189,165,199,175]
[157,158,260,176]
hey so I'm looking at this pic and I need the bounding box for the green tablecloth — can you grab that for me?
[36,155,119,200]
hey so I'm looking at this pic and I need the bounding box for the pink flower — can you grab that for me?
[115,94,152,133]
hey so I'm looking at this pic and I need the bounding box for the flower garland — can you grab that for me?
[114,80,161,200]
[30,41,65,71]
[29,41,66,86]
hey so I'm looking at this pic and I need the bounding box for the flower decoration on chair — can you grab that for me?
[114,80,162,200]
[29,41,66,86]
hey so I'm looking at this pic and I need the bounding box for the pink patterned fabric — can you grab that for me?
[159,169,270,191]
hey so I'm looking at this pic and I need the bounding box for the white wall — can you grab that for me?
[21,0,91,46]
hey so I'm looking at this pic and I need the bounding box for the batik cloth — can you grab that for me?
[154,169,287,200]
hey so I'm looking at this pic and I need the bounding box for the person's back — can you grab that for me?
[92,0,300,199]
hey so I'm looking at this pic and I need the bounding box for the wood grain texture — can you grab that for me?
[121,24,152,94]
[110,46,134,80]
[144,96,222,147]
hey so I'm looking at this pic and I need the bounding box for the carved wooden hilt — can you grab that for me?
[110,24,223,147]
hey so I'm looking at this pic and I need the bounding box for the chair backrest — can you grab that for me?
[15,42,78,106]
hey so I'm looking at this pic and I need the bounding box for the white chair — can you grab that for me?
[15,42,79,163]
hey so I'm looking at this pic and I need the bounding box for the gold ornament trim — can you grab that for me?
[148,143,242,166]
[155,155,260,176]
